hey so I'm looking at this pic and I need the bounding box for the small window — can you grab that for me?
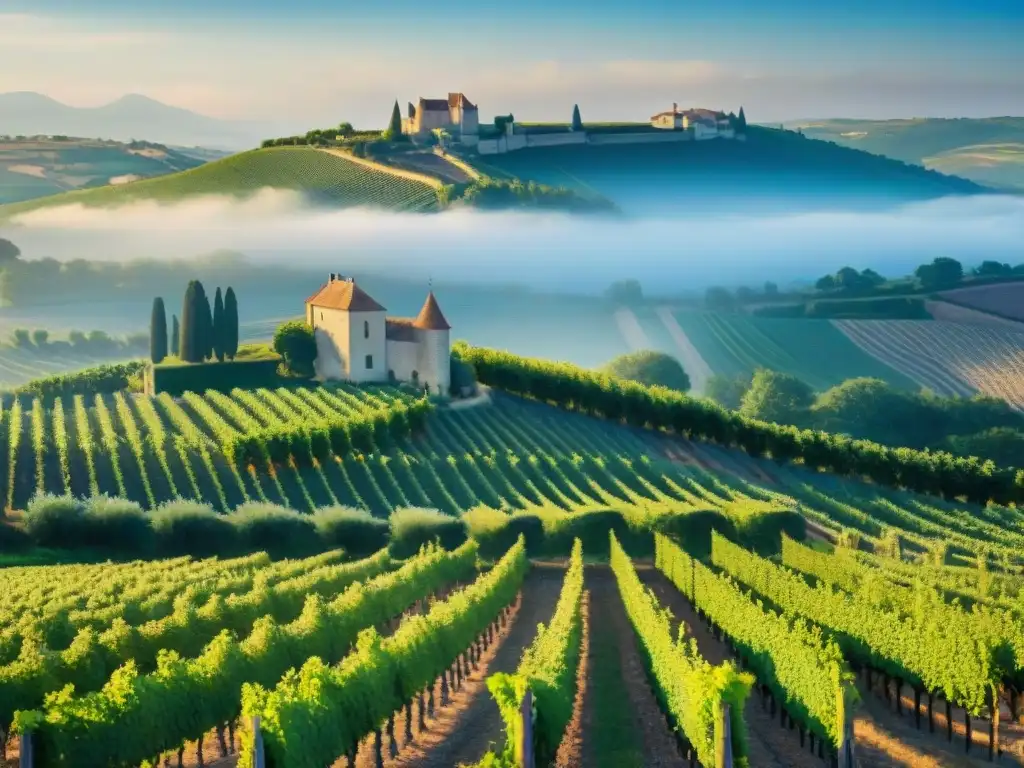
[363,320,369,339]
[365,354,373,370]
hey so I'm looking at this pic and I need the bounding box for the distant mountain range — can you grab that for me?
[0,92,286,150]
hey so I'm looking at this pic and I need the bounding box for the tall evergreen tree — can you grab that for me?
[171,314,180,356]
[385,99,402,140]
[738,106,747,131]
[224,287,239,360]
[150,297,168,364]
[179,281,199,362]
[571,104,583,132]
[197,283,214,360]
[213,287,226,362]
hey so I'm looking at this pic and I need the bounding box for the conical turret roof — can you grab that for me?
[413,291,451,330]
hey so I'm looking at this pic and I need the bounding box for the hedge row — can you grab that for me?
[225,397,433,465]
[753,296,930,320]
[149,358,281,396]
[455,343,1023,506]
[5,361,146,405]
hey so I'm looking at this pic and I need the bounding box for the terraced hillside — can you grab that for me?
[941,282,1024,323]
[0,146,439,218]
[834,319,1024,407]
[627,308,916,392]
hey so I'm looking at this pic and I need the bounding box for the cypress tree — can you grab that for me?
[385,100,402,140]
[171,314,180,356]
[179,281,199,363]
[224,287,239,360]
[197,282,214,360]
[213,287,225,361]
[150,297,168,364]
[738,106,747,132]
[571,104,583,132]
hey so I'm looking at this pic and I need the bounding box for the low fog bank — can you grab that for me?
[5,189,1024,295]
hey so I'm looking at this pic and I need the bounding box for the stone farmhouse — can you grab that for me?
[649,104,736,140]
[305,275,451,396]
[402,93,480,147]
[400,91,742,155]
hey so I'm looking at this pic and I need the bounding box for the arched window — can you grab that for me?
[363,321,369,339]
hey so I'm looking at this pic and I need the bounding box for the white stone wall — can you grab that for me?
[313,329,345,381]
[311,306,351,378]
[693,123,719,140]
[417,328,451,396]
[527,132,587,148]
[345,310,387,384]
[589,131,691,145]
[386,339,419,383]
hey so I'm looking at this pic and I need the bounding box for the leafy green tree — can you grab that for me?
[213,287,226,362]
[739,369,814,425]
[812,378,925,445]
[763,281,779,296]
[604,279,644,305]
[150,297,168,364]
[915,257,964,290]
[31,329,49,348]
[834,266,862,290]
[704,286,735,311]
[602,350,690,392]
[571,104,583,131]
[384,100,403,140]
[171,314,180,356]
[815,274,836,291]
[224,287,239,360]
[945,428,1024,466]
[974,260,1011,277]
[0,238,20,265]
[705,374,752,410]
[273,320,318,377]
[11,328,31,347]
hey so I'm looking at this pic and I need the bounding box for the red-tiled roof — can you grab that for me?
[413,291,451,330]
[306,279,386,312]
[385,317,417,341]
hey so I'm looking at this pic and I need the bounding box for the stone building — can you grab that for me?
[402,92,479,145]
[305,275,451,395]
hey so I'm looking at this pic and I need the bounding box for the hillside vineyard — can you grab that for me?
[3,349,1024,766]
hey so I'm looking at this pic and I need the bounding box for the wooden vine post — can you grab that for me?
[251,716,265,768]
[837,713,856,768]
[518,688,535,768]
[19,731,33,768]
[715,702,734,768]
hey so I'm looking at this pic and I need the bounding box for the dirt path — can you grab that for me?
[638,567,822,768]
[579,567,686,768]
[655,307,713,395]
[364,565,567,768]
[613,307,653,351]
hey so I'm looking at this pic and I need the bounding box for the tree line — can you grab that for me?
[454,343,1024,506]
[150,281,239,364]
[707,369,1024,468]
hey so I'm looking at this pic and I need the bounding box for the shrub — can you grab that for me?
[654,508,736,559]
[23,494,87,549]
[463,506,544,559]
[83,495,155,555]
[388,506,468,559]
[228,503,320,558]
[272,320,317,377]
[733,508,806,557]
[542,508,649,557]
[151,500,237,556]
[13,362,147,405]
[602,350,690,392]
[311,506,389,557]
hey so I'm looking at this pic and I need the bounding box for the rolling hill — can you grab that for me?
[0,146,441,218]
[0,127,989,219]
[0,136,226,205]
[468,126,986,214]
[788,117,1024,191]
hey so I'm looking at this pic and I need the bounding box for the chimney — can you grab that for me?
[673,102,678,113]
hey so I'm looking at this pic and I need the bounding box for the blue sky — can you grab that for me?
[1,1,1021,124]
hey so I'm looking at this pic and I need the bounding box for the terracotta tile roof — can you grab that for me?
[419,97,449,112]
[306,279,386,312]
[651,111,682,119]
[413,291,451,330]
[448,92,477,111]
[385,317,417,342]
